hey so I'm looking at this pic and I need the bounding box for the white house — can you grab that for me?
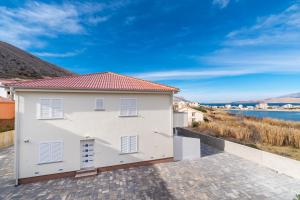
[256,103,268,110]
[0,79,16,99]
[8,72,179,184]
[187,102,199,107]
[177,107,203,126]
[283,104,293,109]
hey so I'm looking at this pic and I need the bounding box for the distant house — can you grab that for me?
[225,104,232,109]
[283,104,293,109]
[8,72,180,184]
[0,80,16,99]
[256,103,268,109]
[177,107,203,126]
[238,104,244,109]
[188,102,200,107]
[173,100,187,110]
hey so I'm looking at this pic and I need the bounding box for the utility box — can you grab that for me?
[173,135,201,161]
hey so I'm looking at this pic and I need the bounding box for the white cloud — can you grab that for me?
[212,0,231,9]
[33,49,85,58]
[132,68,258,81]
[0,1,113,49]
[226,4,300,46]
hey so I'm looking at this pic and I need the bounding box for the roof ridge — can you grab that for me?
[110,72,179,91]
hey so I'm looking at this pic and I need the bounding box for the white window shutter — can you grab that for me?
[120,99,137,116]
[39,142,51,164]
[130,136,138,153]
[121,136,130,153]
[40,99,51,119]
[95,99,104,110]
[51,141,63,162]
[52,99,63,118]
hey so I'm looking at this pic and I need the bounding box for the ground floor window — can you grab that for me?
[121,136,138,154]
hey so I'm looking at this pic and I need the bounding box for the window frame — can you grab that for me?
[38,98,64,120]
[94,98,105,111]
[119,98,138,117]
[120,135,138,154]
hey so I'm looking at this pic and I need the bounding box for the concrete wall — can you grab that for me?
[173,112,188,128]
[173,135,201,161]
[178,128,300,179]
[16,91,174,178]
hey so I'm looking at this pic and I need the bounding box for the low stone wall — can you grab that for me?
[0,130,14,149]
[177,128,300,179]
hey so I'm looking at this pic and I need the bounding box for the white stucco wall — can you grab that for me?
[15,91,173,179]
[0,87,7,98]
[178,107,203,126]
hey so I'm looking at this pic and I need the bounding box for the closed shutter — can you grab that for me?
[38,99,63,119]
[120,98,137,116]
[51,141,63,162]
[95,98,104,110]
[121,136,130,153]
[52,99,63,118]
[39,141,63,164]
[121,136,138,153]
[40,99,51,119]
[129,136,138,153]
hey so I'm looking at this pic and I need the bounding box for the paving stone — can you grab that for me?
[1,145,300,199]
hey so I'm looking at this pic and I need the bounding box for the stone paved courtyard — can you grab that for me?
[1,145,300,200]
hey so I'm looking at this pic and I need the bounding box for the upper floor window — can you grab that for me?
[120,98,137,116]
[38,98,64,119]
[95,98,104,110]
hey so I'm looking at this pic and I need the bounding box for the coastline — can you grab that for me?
[224,109,300,112]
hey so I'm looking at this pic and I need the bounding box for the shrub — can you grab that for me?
[197,111,300,148]
[192,121,200,128]
[294,194,300,200]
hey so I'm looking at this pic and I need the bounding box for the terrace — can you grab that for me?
[1,145,300,199]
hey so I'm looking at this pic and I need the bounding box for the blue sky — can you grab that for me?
[1,0,300,102]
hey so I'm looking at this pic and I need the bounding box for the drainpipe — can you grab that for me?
[14,90,19,186]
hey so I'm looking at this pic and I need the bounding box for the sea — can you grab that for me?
[227,110,300,122]
[201,103,300,122]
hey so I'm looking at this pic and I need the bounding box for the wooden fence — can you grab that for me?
[0,130,14,149]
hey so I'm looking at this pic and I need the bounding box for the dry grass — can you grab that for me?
[196,110,300,160]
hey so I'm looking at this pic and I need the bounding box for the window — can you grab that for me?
[192,112,196,117]
[121,136,138,154]
[95,98,104,110]
[38,98,63,119]
[120,98,137,116]
[39,141,63,164]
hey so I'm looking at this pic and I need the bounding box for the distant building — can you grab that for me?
[283,104,293,109]
[225,104,232,109]
[238,104,243,109]
[246,106,254,110]
[256,103,268,109]
[177,107,204,126]
[188,102,200,107]
[173,100,187,110]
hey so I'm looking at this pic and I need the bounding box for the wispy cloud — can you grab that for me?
[33,49,85,58]
[212,0,231,9]
[226,4,300,46]
[131,68,257,81]
[0,1,126,49]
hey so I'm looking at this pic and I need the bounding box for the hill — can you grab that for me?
[0,41,75,79]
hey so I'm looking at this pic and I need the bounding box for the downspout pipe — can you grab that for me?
[14,89,19,186]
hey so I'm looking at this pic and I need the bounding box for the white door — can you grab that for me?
[80,140,94,169]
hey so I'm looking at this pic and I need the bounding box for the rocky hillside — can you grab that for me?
[0,41,75,79]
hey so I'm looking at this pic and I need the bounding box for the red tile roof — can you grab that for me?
[7,72,179,93]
